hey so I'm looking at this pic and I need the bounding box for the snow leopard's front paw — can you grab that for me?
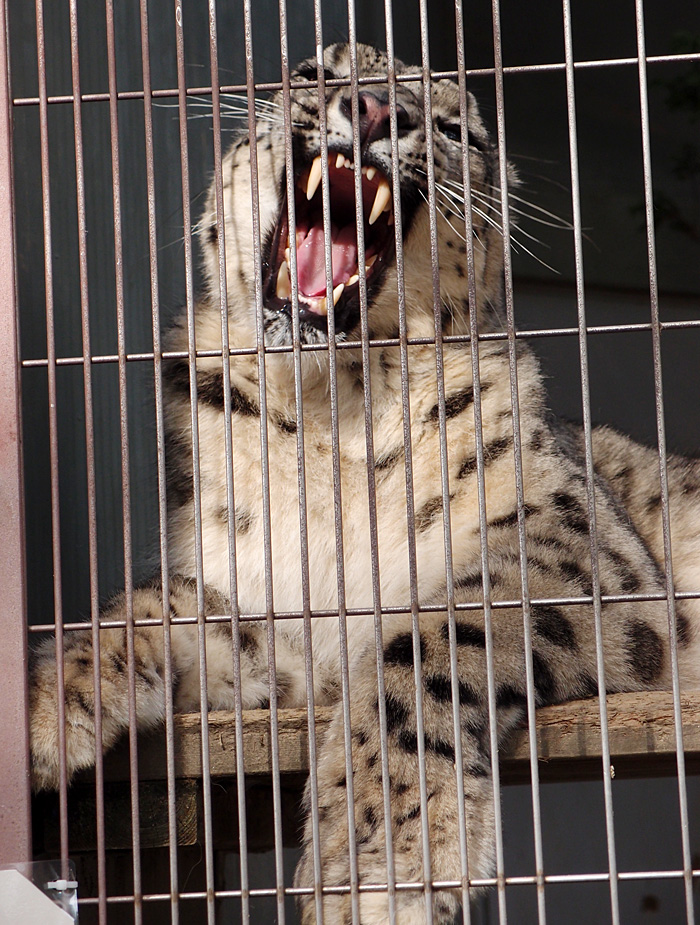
[29,634,101,791]
[29,623,167,791]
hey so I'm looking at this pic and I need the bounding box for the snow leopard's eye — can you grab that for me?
[437,117,489,153]
[295,63,336,83]
[437,119,461,143]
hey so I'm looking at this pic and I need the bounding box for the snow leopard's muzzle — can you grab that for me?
[262,87,424,339]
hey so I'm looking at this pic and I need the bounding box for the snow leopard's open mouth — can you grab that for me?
[264,152,395,335]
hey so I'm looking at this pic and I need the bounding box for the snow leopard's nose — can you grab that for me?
[341,89,410,148]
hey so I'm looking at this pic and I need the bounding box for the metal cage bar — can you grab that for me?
[67,0,109,916]
[345,14,400,923]
[13,313,700,369]
[11,50,700,110]
[173,2,218,922]
[138,0,181,918]
[560,3,621,920]
[633,2,696,921]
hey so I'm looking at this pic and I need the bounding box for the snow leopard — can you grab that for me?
[29,42,700,923]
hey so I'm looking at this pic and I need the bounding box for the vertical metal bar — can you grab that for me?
[67,0,108,916]
[103,0,145,915]
[489,1,541,920]
[450,3,494,919]
[344,15,398,923]
[308,10,361,921]
[35,0,70,864]
[0,0,32,865]
[275,7,325,922]
[137,0,180,919]
[559,3,621,922]
[459,2,549,917]
[414,3,459,919]
[381,5,444,922]
[204,2,252,922]
[172,2,216,922]
[633,3,695,920]
[240,3,286,919]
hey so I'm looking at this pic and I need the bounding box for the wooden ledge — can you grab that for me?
[98,690,700,785]
[39,691,699,853]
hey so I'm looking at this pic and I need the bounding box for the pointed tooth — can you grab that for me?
[332,283,345,306]
[368,178,391,224]
[347,273,359,286]
[335,152,344,168]
[366,166,377,180]
[284,246,291,264]
[276,260,291,299]
[316,296,328,316]
[365,254,378,271]
[306,155,322,200]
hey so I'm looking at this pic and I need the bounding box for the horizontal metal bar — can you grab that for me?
[76,866,700,906]
[13,51,700,108]
[18,317,700,368]
[26,586,700,634]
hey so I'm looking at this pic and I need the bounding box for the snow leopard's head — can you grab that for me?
[201,43,510,348]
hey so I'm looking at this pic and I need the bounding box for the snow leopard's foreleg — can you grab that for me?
[295,573,678,924]
[295,612,516,925]
[29,575,269,790]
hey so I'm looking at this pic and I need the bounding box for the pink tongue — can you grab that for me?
[296,224,358,297]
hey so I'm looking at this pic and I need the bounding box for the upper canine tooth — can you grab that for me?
[368,178,391,225]
[336,152,345,169]
[276,260,291,299]
[306,156,322,200]
[332,283,345,306]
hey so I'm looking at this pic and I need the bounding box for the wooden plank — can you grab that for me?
[45,691,698,855]
[504,690,700,782]
[93,690,700,784]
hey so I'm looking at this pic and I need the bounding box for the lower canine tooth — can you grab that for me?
[365,254,378,270]
[276,260,291,299]
[332,283,345,306]
[347,273,359,286]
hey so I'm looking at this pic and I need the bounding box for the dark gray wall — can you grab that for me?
[13,0,700,621]
[9,1,700,922]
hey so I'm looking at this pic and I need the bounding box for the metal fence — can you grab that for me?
[1,0,699,922]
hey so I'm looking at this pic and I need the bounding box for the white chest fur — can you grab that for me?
[166,351,494,658]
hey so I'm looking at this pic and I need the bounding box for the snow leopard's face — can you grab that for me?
[201,43,504,346]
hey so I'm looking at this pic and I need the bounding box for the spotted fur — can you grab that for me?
[29,44,700,923]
